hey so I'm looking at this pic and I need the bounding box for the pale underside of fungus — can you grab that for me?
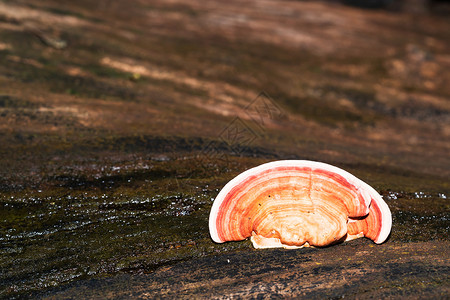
[209,160,392,249]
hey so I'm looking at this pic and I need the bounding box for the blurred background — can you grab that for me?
[0,0,449,298]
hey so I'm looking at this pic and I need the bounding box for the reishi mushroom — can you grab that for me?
[209,160,392,249]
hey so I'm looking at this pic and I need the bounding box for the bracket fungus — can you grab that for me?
[209,160,391,249]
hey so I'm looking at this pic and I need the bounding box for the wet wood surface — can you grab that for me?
[45,239,449,299]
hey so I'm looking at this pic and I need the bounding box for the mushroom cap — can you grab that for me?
[209,160,391,248]
[347,183,392,244]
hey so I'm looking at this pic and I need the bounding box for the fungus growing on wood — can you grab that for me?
[209,160,391,249]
